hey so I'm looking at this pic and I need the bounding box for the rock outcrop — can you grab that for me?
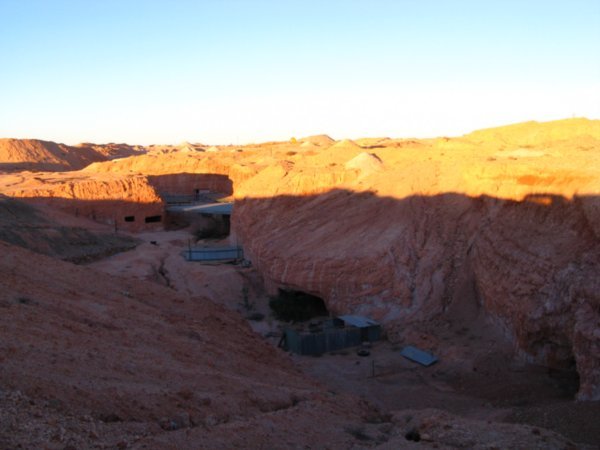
[232,119,600,400]
[0,172,164,231]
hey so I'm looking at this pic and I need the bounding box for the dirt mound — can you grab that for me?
[299,140,319,149]
[354,137,391,147]
[345,151,384,176]
[299,134,335,146]
[0,138,108,172]
[178,141,204,152]
[463,118,600,147]
[330,138,363,150]
[75,142,146,160]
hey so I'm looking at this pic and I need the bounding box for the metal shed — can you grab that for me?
[283,315,381,356]
[336,315,382,342]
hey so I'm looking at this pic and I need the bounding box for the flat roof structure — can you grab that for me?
[167,202,233,215]
[337,315,380,328]
[184,246,243,262]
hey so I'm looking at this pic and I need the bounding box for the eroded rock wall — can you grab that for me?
[1,174,164,231]
[234,190,600,399]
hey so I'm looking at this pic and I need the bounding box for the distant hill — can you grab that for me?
[75,142,146,160]
[463,118,600,146]
[0,138,146,172]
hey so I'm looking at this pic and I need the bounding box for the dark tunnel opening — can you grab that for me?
[269,289,329,322]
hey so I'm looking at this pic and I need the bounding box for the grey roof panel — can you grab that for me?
[168,202,234,215]
[400,346,438,366]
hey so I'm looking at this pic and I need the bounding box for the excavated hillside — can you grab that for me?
[0,171,164,231]
[231,118,600,401]
[1,118,599,447]
[0,239,584,449]
[0,195,137,262]
[0,241,368,448]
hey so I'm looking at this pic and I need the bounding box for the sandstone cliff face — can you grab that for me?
[84,153,249,197]
[232,119,600,400]
[0,173,164,231]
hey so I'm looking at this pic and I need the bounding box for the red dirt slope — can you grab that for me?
[0,139,109,172]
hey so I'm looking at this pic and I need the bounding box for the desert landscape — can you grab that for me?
[1,118,599,448]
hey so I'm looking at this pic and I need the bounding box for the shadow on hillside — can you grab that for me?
[0,173,234,231]
[0,195,140,262]
[3,187,599,385]
[2,186,600,444]
[0,162,71,172]
[234,189,598,379]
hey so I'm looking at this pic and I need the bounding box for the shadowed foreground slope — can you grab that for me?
[0,195,138,262]
[0,241,371,448]
[0,241,585,449]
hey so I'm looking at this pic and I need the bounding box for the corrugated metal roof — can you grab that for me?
[337,315,379,328]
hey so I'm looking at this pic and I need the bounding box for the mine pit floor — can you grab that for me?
[91,228,600,447]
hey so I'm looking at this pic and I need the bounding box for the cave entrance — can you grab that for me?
[547,358,580,400]
[269,289,329,322]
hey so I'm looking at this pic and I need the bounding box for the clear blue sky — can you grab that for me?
[1,0,599,145]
